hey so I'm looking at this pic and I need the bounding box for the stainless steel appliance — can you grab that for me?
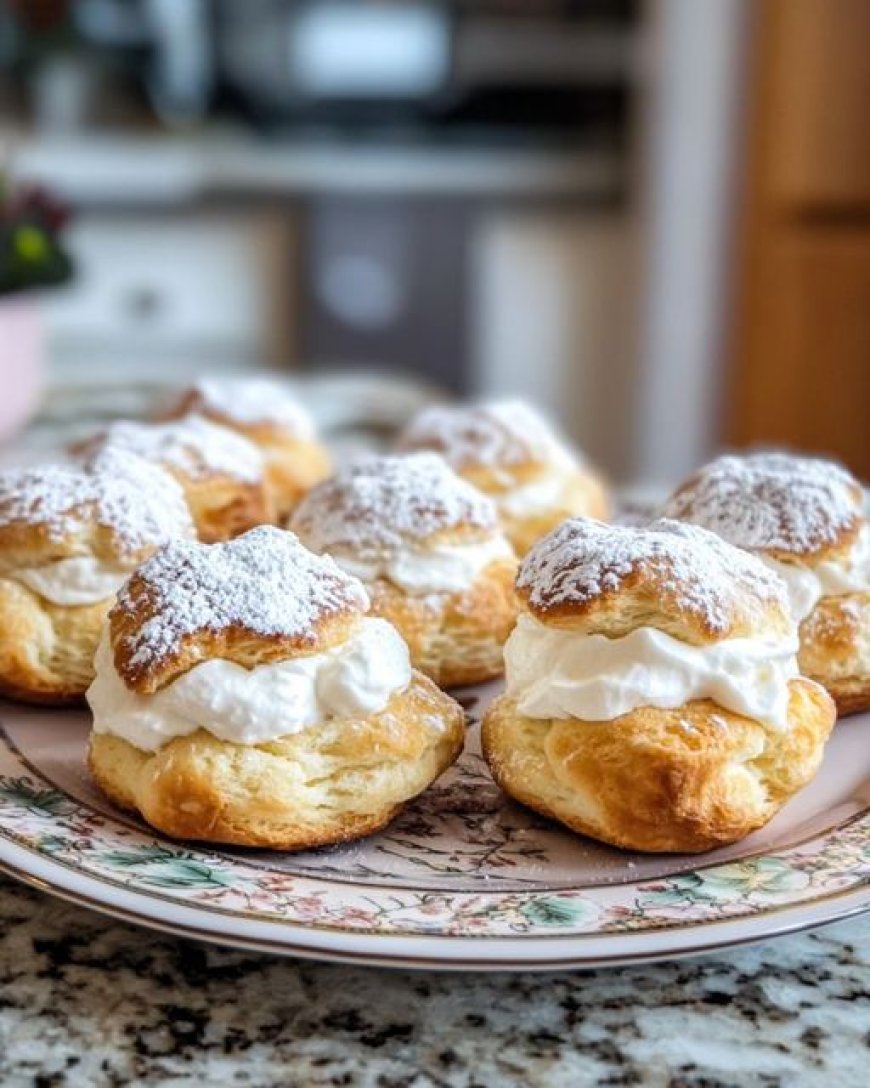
[212,0,637,144]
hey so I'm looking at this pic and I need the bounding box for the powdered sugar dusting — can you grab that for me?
[398,400,578,471]
[0,447,194,557]
[517,517,788,631]
[81,415,264,483]
[663,452,862,556]
[115,525,369,673]
[291,453,498,558]
[187,378,315,436]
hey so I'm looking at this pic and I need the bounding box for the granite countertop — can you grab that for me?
[1,876,867,1087]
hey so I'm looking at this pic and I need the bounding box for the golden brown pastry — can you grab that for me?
[0,449,196,705]
[482,517,836,853]
[165,378,331,520]
[87,525,465,849]
[663,452,870,715]
[397,399,608,556]
[290,452,518,687]
[74,415,273,543]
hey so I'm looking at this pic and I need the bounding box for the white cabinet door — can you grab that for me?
[46,210,294,381]
[471,211,637,479]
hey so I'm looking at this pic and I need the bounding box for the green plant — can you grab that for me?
[0,179,74,296]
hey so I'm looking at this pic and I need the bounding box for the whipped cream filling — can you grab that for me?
[331,535,513,595]
[88,618,413,752]
[504,614,799,730]
[763,524,870,621]
[13,556,133,606]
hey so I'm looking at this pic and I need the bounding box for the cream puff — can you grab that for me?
[663,452,870,715]
[397,399,609,556]
[87,525,465,849]
[74,415,273,543]
[290,453,518,688]
[165,377,331,519]
[0,449,196,705]
[482,517,836,853]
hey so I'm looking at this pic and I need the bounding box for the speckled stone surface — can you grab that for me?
[0,876,867,1087]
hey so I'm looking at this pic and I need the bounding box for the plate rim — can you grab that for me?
[1,835,867,970]
[1,711,869,968]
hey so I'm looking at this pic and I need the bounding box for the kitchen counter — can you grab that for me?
[1,874,866,1087]
[7,131,621,205]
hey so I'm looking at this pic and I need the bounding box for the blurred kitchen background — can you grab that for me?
[0,0,868,484]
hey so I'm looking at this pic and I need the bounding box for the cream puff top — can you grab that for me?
[398,399,576,475]
[662,452,868,620]
[0,449,195,605]
[80,416,265,484]
[506,517,801,730]
[184,378,316,437]
[88,526,413,750]
[290,453,514,595]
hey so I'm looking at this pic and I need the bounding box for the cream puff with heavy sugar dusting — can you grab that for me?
[87,525,465,849]
[0,449,195,705]
[663,452,870,715]
[482,517,836,853]
[290,452,518,687]
[75,415,273,542]
[397,399,608,556]
[165,378,331,520]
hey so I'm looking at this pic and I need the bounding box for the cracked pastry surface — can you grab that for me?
[0,448,195,705]
[662,451,870,715]
[87,525,464,849]
[481,517,836,853]
[165,378,331,520]
[396,400,609,556]
[74,415,273,542]
[290,452,518,687]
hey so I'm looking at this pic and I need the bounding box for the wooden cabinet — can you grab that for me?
[764,0,870,208]
[727,0,870,476]
[732,227,870,469]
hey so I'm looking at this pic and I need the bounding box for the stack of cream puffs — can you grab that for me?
[0,448,195,704]
[397,399,609,557]
[663,452,870,715]
[74,415,273,542]
[482,517,836,852]
[164,377,331,519]
[86,525,464,849]
[1,376,859,859]
[290,452,518,687]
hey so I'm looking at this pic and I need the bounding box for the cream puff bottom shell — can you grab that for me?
[798,592,870,716]
[0,579,111,705]
[89,671,464,849]
[482,679,835,854]
[366,558,518,688]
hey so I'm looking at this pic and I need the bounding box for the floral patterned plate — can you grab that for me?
[0,687,868,970]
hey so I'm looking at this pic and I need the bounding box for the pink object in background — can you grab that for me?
[0,298,44,445]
